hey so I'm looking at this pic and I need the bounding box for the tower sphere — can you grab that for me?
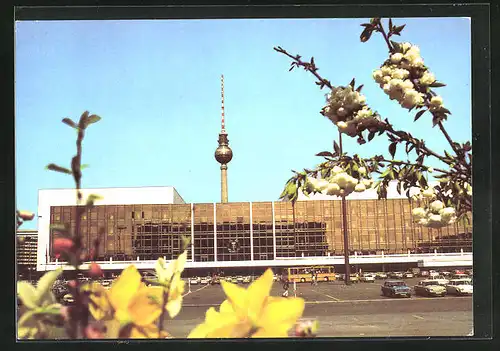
[215,144,233,164]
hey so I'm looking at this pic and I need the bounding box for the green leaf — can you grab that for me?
[368,131,376,142]
[46,164,72,175]
[392,24,406,35]
[35,268,62,307]
[349,78,355,88]
[389,142,397,159]
[316,151,334,157]
[414,110,426,122]
[360,28,373,42]
[86,194,103,207]
[17,281,38,309]
[429,82,446,88]
[81,164,90,170]
[61,118,78,129]
[390,41,401,52]
[87,114,101,124]
[333,141,341,155]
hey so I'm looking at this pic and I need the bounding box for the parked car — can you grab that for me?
[429,271,439,278]
[375,272,388,279]
[200,277,210,285]
[446,279,473,296]
[334,273,342,280]
[348,274,360,283]
[389,272,404,279]
[427,275,449,286]
[381,280,411,298]
[440,271,452,277]
[451,273,469,280]
[360,273,376,283]
[243,276,251,284]
[189,277,200,285]
[236,276,244,284]
[414,280,447,297]
[465,269,473,276]
[419,270,429,277]
[403,272,414,278]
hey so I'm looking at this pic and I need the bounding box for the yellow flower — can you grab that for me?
[188,269,305,338]
[154,251,187,318]
[88,265,163,337]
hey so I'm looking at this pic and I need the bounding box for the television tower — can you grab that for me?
[214,75,233,203]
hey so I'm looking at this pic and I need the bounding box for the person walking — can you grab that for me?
[282,279,290,297]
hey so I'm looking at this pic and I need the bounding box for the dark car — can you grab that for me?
[381,280,411,298]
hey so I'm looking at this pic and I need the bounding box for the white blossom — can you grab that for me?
[420,71,436,85]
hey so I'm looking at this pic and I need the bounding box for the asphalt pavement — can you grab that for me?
[166,278,473,338]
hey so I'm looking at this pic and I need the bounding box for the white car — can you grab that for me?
[446,279,473,296]
[375,272,388,279]
[200,277,210,285]
[360,274,376,282]
[414,280,447,297]
[403,272,414,278]
[243,276,251,283]
[427,275,449,285]
[189,277,200,285]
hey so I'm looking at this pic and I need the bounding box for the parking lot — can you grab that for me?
[167,278,473,338]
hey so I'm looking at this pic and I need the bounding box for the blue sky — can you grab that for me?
[15,18,471,230]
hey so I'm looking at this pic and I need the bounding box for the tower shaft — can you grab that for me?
[221,164,228,203]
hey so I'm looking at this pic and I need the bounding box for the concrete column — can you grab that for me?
[221,165,228,203]
[249,202,254,261]
[191,203,195,262]
[213,203,217,262]
[272,202,276,260]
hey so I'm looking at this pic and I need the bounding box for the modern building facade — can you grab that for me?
[17,229,38,279]
[37,184,472,272]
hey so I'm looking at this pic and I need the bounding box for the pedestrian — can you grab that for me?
[282,279,290,297]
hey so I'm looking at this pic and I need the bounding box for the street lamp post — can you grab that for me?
[338,132,351,286]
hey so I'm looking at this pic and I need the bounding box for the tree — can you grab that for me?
[276,17,472,231]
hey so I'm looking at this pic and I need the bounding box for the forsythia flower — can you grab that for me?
[154,251,187,319]
[88,266,164,338]
[188,269,305,338]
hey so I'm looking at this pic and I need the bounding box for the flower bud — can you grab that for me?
[17,211,35,221]
[326,183,340,196]
[428,214,443,228]
[336,121,348,130]
[412,57,424,67]
[337,107,347,117]
[439,207,456,221]
[430,200,445,213]
[354,183,366,193]
[427,167,434,173]
[362,179,373,187]
[412,207,427,221]
[401,42,412,52]
[334,173,349,188]
[381,65,392,76]
[67,280,78,289]
[390,53,403,64]
[331,165,343,174]
[402,79,414,90]
[89,262,103,278]
[54,238,75,254]
[430,95,443,108]
[372,70,384,83]
[383,84,391,94]
[420,71,436,85]
[391,68,409,80]
[422,188,435,198]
